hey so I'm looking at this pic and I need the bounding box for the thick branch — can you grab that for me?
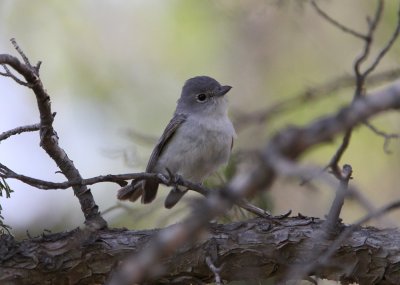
[1,217,400,285]
[264,81,400,171]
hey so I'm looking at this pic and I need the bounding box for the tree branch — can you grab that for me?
[310,0,367,40]
[354,0,384,84]
[362,2,400,78]
[363,120,400,154]
[324,164,352,233]
[324,1,400,177]
[0,123,40,142]
[265,80,400,165]
[234,67,400,131]
[2,216,400,284]
[0,40,106,229]
[285,200,400,283]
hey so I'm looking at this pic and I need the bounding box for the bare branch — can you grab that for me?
[354,0,384,83]
[0,40,106,229]
[363,3,400,78]
[310,0,367,40]
[266,81,400,168]
[363,120,400,154]
[324,164,352,233]
[234,67,400,131]
[0,163,132,189]
[0,123,40,142]
[326,129,352,178]
[0,159,280,220]
[326,1,400,177]
[1,64,30,86]
[332,0,384,174]
[10,38,33,68]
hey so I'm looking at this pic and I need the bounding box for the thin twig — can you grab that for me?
[0,163,147,189]
[326,129,352,178]
[363,120,400,154]
[1,64,30,86]
[363,3,400,78]
[10,38,32,68]
[310,0,367,40]
[328,0,387,176]
[0,159,284,220]
[0,123,40,142]
[354,0,384,84]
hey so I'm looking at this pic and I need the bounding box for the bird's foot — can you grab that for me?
[165,168,183,187]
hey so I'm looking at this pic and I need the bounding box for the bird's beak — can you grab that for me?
[215,85,232,97]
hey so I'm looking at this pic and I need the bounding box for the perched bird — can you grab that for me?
[118,76,236,208]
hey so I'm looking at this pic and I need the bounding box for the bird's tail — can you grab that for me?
[141,178,159,204]
[117,178,160,204]
[164,186,188,209]
[117,180,144,202]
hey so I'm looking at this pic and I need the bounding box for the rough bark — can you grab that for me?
[1,217,399,285]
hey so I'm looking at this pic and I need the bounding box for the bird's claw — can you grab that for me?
[165,168,182,187]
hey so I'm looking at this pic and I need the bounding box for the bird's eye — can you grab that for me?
[196,93,207,102]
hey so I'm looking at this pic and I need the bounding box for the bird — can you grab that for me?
[117,76,236,208]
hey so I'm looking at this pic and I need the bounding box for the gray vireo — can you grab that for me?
[118,76,236,208]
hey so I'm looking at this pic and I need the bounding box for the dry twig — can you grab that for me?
[323,1,400,178]
[310,0,367,40]
[0,123,40,142]
[0,39,106,229]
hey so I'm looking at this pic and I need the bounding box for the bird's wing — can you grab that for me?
[146,113,187,172]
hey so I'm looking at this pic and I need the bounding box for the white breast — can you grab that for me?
[155,114,236,182]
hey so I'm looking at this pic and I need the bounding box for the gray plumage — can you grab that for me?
[117,76,236,208]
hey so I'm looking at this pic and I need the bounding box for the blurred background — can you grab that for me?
[0,0,399,249]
